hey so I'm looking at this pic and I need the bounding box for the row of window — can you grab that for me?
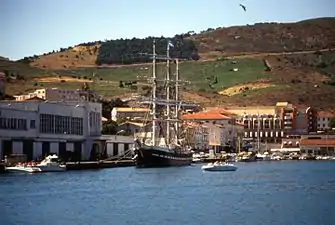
[40,114,84,135]
[0,114,84,136]
[0,117,28,130]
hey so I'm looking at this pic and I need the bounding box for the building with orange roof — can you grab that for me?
[183,122,209,150]
[182,110,244,151]
[317,111,335,131]
[299,138,335,155]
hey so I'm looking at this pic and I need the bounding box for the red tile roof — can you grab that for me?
[300,138,335,146]
[317,111,335,118]
[182,110,231,120]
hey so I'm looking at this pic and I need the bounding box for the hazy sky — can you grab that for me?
[1,0,334,60]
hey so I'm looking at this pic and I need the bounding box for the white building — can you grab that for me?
[0,100,102,161]
[14,88,98,102]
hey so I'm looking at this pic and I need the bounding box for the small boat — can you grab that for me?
[201,162,237,172]
[35,154,66,172]
[6,165,41,173]
[5,154,66,173]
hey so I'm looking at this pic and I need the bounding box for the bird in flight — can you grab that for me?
[239,3,247,11]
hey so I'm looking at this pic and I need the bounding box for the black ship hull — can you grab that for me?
[135,145,192,168]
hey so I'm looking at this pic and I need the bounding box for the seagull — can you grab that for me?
[239,3,247,11]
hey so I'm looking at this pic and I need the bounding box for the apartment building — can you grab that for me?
[223,102,305,142]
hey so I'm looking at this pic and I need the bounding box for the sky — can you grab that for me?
[1,0,334,60]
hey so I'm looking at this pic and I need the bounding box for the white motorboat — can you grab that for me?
[256,152,272,161]
[5,165,41,173]
[201,162,237,172]
[35,154,66,172]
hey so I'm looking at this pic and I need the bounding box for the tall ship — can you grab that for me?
[133,39,196,168]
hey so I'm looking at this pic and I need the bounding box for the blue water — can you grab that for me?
[1,161,335,225]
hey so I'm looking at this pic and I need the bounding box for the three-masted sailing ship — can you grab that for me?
[133,39,196,168]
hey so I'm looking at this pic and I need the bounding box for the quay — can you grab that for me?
[65,159,135,170]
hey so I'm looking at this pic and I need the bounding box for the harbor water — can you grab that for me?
[1,161,335,225]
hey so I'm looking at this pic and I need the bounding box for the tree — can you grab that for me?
[95,36,199,65]
[102,120,118,135]
[329,118,335,129]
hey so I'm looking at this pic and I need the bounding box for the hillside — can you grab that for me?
[1,17,335,109]
[193,17,335,54]
[25,17,335,70]
[3,50,334,109]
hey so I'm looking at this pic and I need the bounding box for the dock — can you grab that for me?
[65,159,135,170]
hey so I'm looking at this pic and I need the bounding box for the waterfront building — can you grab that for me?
[0,100,101,161]
[221,102,321,142]
[182,109,244,151]
[184,122,209,150]
[299,138,335,155]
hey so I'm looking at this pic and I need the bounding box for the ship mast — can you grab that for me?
[166,41,171,146]
[139,39,197,147]
[152,40,157,146]
[174,59,180,143]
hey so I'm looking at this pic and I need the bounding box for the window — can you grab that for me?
[40,113,83,136]
[0,117,27,130]
[40,114,54,133]
[30,120,36,129]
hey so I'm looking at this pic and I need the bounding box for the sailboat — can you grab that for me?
[133,39,195,168]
